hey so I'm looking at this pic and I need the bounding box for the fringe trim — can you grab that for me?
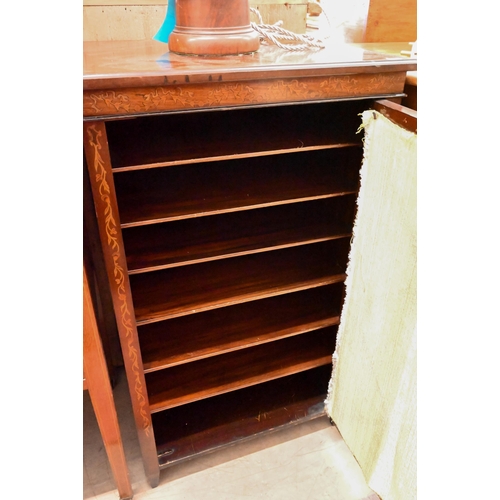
[324,110,377,416]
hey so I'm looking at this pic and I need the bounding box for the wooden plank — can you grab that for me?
[113,149,362,227]
[139,285,343,371]
[364,0,417,43]
[158,394,326,466]
[83,1,307,41]
[129,240,350,324]
[250,0,305,5]
[402,71,417,111]
[84,0,166,4]
[123,197,355,273]
[84,72,407,117]
[83,0,304,6]
[145,327,337,412]
[250,3,307,33]
[83,160,122,371]
[105,101,365,172]
[84,5,167,41]
[153,366,331,467]
[374,99,417,133]
[83,39,415,93]
[83,266,133,500]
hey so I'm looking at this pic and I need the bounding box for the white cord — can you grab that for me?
[250,7,327,51]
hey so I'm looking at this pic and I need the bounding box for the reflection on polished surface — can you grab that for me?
[83,39,415,88]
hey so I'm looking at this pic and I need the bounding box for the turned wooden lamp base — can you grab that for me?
[168,0,260,56]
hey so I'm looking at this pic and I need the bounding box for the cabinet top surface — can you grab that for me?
[83,40,416,91]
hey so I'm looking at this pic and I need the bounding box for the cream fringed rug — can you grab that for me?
[326,110,417,500]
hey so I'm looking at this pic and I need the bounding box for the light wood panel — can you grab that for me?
[84,5,167,41]
[250,1,307,34]
[83,0,306,41]
[364,0,417,43]
[83,0,416,43]
[84,0,166,4]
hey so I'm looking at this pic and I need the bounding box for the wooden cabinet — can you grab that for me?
[83,39,416,487]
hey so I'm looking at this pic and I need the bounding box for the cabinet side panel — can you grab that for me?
[83,121,160,487]
[83,265,133,499]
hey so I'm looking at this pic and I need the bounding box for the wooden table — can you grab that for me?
[84,39,416,488]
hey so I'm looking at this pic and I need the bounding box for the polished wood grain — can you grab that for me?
[139,285,343,371]
[153,366,331,467]
[105,100,366,171]
[83,40,416,91]
[146,327,336,412]
[403,72,417,111]
[84,266,133,500]
[123,197,356,273]
[169,0,260,56]
[83,161,122,373]
[114,148,362,227]
[83,40,414,117]
[130,239,350,325]
[374,99,417,133]
[83,121,160,487]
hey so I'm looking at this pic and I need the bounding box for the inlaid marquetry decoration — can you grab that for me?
[85,123,151,437]
[84,73,406,117]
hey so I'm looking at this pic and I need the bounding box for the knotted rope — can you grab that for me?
[250,7,327,51]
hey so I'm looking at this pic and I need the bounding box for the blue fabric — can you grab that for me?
[153,1,176,43]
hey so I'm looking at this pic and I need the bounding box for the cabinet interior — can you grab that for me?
[104,98,372,468]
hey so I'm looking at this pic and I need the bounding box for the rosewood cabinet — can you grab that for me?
[83,40,416,487]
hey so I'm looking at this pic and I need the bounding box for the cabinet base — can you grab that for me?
[153,366,331,468]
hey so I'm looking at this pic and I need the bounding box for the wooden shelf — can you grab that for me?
[105,101,367,171]
[152,365,332,467]
[114,148,362,228]
[130,240,350,325]
[145,327,336,413]
[139,284,344,372]
[123,197,356,273]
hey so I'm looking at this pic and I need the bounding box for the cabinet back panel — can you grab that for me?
[145,327,337,412]
[152,365,332,467]
[130,239,350,324]
[139,284,344,371]
[105,100,370,169]
[123,196,357,272]
[114,147,362,226]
